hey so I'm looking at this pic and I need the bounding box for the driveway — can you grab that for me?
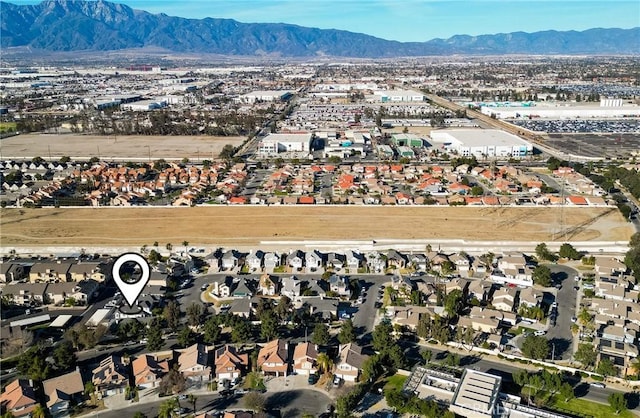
[545,263,580,360]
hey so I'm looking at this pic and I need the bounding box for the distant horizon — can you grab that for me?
[6,0,640,42]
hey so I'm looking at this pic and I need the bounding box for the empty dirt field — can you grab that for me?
[0,206,633,247]
[0,134,246,160]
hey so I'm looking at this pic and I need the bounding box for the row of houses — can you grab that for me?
[0,259,110,284]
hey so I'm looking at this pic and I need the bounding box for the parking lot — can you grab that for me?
[512,119,640,134]
[542,132,640,159]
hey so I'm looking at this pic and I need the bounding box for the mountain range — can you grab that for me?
[1,0,639,57]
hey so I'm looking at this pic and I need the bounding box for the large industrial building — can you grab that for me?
[480,102,640,119]
[372,89,425,103]
[430,129,533,159]
[257,133,313,157]
[237,90,293,104]
[450,369,502,418]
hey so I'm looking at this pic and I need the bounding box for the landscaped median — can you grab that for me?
[551,397,634,418]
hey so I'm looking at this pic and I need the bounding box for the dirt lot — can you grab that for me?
[0,206,632,247]
[0,134,246,160]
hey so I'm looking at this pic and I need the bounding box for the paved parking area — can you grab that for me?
[542,133,640,159]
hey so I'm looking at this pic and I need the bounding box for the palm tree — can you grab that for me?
[188,394,198,413]
[317,352,334,375]
[629,358,640,378]
[158,398,179,418]
[31,405,46,418]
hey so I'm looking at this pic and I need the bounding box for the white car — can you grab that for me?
[589,382,606,389]
[534,330,546,336]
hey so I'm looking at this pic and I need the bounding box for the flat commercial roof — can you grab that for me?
[452,369,501,416]
[433,129,531,148]
[262,133,312,143]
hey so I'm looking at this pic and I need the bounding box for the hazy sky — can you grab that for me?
[10,0,640,41]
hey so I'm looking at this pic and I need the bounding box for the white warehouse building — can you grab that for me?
[430,129,533,159]
[237,90,293,103]
[258,133,313,156]
[371,89,425,103]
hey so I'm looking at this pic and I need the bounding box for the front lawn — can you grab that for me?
[551,396,634,418]
[384,374,407,392]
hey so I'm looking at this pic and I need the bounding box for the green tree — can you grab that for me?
[203,316,221,344]
[275,295,292,321]
[84,382,95,397]
[559,243,581,260]
[596,358,617,377]
[219,144,236,161]
[17,346,50,381]
[608,392,627,415]
[574,344,597,368]
[231,318,252,343]
[30,405,46,418]
[372,320,394,352]
[146,319,164,351]
[532,265,552,287]
[444,352,460,367]
[444,289,464,317]
[177,326,196,348]
[158,397,178,418]
[338,318,356,344]
[186,303,202,327]
[260,310,280,341]
[164,300,181,331]
[470,185,484,196]
[521,335,550,360]
[420,349,433,364]
[559,382,574,403]
[53,340,77,372]
[316,352,334,375]
[312,322,330,346]
[187,394,197,414]
[243,391,266,413]
[535,243,556,261]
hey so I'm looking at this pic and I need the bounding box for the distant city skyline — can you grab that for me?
[8,0,640,42]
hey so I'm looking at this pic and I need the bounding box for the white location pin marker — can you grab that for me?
[112,253,150,307]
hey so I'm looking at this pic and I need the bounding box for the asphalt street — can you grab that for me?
[545,263,580,361]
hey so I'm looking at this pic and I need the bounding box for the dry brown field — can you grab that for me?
[0,134,246,160]
[0,206,632,247]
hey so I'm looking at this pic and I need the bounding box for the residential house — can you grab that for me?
[2,282,48,306]
[0,263,27,283]
[517,287,541,308]
[306,251,324,273]
[304,298,339,321]
[221,250,245,271]
[491,287,517,312]
[467,280,492,304]
[335,343,368,382]
[132,355,169,389]
[287,250,305,271]
[214,345,249,381]
[92,355,130,398]
[346,250,364,272]
[366,251,386,273]
[0,379,38,418]
[386,250,407,269]
[231,278,255,298]
[46,279,100,305]
[258,274,278,296]
[450,253,470,277]
[228,298,253,318]
[68,262,107,282]
[246,251,264,272]
[329,275,351,298]
[29,261,73,282]
[326,252,346,270]
[595,257,628,276]
[179,343,212,382]
[281,276,302,300]
[258,339,289,377]
[293,342,319,375]
[409,254,428,272]
[210,276,234,298]
[458,308,502,333]
[263,252,280,272]
[43,370,85,416]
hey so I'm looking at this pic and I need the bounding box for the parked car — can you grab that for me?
[571,316,577,323]
[200,283,209,291]
[333,376,343,388]
[534,330,546,336]
[308,374,319,384]
[589,382,606,389]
